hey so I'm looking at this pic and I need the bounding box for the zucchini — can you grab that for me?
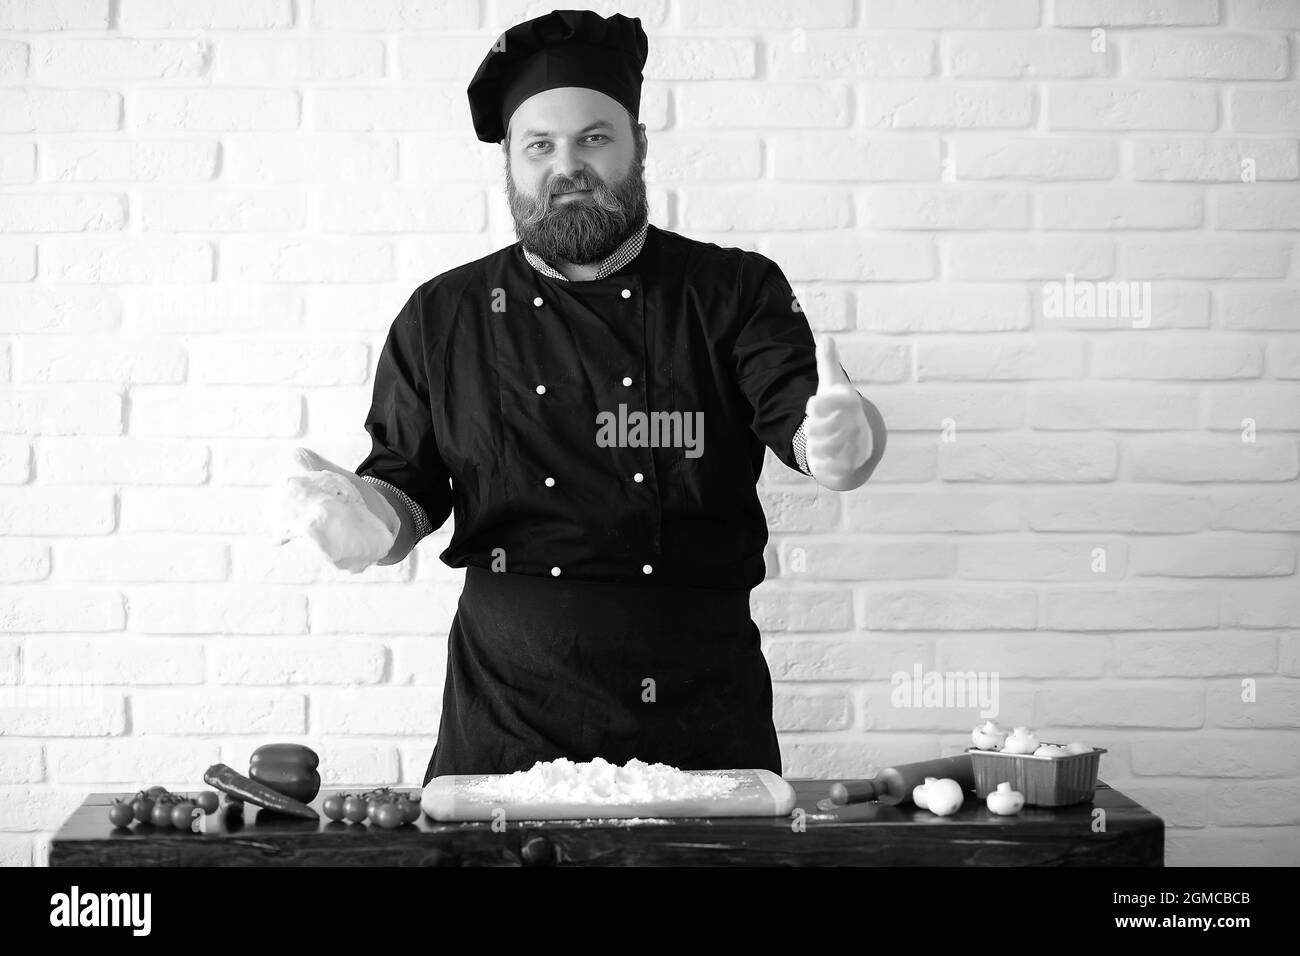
[203,763,319,820]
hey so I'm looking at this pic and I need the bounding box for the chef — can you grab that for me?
[293,10,886,786]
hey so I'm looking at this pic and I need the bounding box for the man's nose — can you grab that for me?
[548,143,587,184]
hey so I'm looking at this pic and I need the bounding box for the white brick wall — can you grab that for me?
[1,0,1297,868]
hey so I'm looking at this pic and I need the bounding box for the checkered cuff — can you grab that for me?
[359,474,432,542]
[793,415,813,477]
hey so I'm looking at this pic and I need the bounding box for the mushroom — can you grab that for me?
[1033,744,1070,758]
[924,778,964,817]
[970,720,1008,751]
[986,782,1025,816]
[912,776,939,810]
[1001,726,1039,755]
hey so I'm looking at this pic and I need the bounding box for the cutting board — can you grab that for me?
[422,768,797,821]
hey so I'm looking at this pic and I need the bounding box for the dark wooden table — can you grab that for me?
[50,779,1163,866]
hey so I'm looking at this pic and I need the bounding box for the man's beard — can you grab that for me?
[505,148,648,266]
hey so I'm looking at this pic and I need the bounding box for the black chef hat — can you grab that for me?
[467,9,648,144]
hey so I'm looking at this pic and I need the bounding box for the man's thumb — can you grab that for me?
[816,336,847,393]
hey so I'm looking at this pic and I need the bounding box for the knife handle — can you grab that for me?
[828,779,879,806]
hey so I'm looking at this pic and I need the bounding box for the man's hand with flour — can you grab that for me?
[274,447,402,573]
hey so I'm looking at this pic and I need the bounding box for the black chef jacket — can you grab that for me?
[355,222,820,590]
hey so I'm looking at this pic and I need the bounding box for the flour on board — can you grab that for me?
[459,757,740,803]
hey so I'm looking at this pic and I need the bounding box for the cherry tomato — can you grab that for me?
[322,795,346,822]
[108,801,134,828]
[131,797,155,824]
[151,803,173,828]
[374,802,404,829]
[170,802,196,829]
[401,797,422,824]
[343,796,368,823]
[194,791,219,814]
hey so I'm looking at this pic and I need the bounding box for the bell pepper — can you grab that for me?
[248,743,321,803]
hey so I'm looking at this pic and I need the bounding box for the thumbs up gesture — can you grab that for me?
[804,336,873,490]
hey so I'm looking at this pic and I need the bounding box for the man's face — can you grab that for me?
[504,87,647,266]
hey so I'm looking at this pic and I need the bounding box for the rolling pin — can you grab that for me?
[826,754,975,807]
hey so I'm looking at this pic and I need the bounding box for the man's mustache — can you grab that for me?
[514,173,623,228]
[547,175,600,197]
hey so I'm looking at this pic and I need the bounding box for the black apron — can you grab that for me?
[423,566,781,784]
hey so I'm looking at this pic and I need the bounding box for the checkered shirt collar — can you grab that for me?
[521,219,649,281]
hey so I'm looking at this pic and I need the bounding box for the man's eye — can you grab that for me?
[526,135,608,151]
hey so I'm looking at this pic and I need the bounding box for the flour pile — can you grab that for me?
[460,757,740,803]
